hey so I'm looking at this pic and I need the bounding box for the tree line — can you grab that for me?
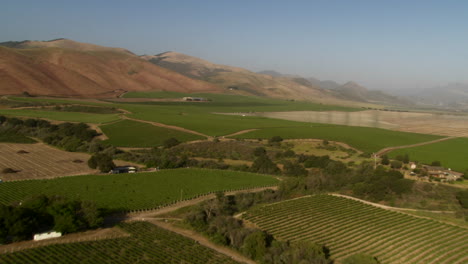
[0,195,103,244]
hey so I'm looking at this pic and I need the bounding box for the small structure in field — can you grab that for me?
[34,231,62,241]
[182,97,208,102]
[423,165,463,181]
[111,166,137,174]
[409,162,417,170]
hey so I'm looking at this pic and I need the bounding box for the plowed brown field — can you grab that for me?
[0,143,133,181]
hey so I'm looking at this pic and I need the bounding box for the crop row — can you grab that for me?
[244,195,468,264]
[0,222,239,264]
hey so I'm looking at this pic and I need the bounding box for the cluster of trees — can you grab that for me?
[184,192,332,263]
[278,162,414,202]
[0,195,103,244]
[88,153,115,172]
[52,105,121,114]
[0,116,98,152]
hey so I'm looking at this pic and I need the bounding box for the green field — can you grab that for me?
[244,195,468,264]
[0,109,120,124]
[0,222,239,264]
[100,119,204,147]
[232,125,442,153]
[0,169,278,211]
[123,91,359,112]
[8,96,111,107]
[0,133,36,144]
[388,137,468,172]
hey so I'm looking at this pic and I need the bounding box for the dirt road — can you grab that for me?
[121,115,211,138]
[375,136,456,157]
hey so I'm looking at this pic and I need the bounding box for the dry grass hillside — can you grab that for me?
[0,39,220,98]
[144,52,345,102]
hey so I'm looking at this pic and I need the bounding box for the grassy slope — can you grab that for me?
[232,125,441,153]
[0,168,278,211]
[388,137,468,172]
[100,119,203,147]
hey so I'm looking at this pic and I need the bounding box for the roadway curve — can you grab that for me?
[374,136,456,157]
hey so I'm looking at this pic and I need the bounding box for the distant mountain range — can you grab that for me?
[257,70,410,106]
[0,38,416,106]
[144,52,341,103]
[0,39,219,98]
[395,83,468,109]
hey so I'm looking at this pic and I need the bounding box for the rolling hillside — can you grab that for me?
[143,52,346,103]
[0,39,220,98]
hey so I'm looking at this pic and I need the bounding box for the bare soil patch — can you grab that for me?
[0,143,138,181]
[250,110,468,137]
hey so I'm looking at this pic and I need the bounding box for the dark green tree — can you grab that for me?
[88,153,115,172]
[250,155,280,175]
[381,155,390,165]
[268,136,283,144]
[163,137,181,148]
[253,147,267,157]
[390,160,403,169]
[241,231,267,261]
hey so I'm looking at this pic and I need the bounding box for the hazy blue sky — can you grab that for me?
[2,0,467,90]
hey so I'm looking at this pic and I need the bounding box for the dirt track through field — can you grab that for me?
[121,115,211,138]
[223,129,259,137]
[329,193,457,214]
[147,220,255,264]
[2,186,277,263]
[374,136,456,157]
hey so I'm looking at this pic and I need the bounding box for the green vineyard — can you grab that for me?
[0,222,239,264]
[0,169,279,211]
[243,195,468,264]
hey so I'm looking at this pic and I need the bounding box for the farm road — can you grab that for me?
[117,186,278,264]
[147,220,255,264]
[330,193,456,214]
[374,136,456,157]
[1,186,276,262]
[120,115,211,138]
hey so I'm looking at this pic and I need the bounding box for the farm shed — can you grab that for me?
[34,231,62,241]
[182,97,208,102]
[111,166,137,174]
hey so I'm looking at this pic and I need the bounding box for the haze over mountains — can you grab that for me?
[394,83,468,109]
[1,38,465,109]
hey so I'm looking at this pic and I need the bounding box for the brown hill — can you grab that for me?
[143,52,343,102]
[0,39,220,98]
[333,81,412,105]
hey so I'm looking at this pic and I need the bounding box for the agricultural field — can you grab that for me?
[0,222,239,264]
[232,125,441,154]
[100,119,204,147]
[0,108,120,124]
[243,194,468,264]
[0,133,36,144]
[0,168,279,211]
[253,110,468,137]
[388,137,468,172]
[122,91,360,112]
[0,143,96,181]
